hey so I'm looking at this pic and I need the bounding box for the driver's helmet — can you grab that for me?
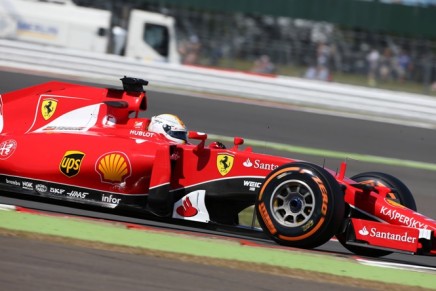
[148,114,188,144]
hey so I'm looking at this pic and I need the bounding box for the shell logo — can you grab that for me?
[96,152,131,183]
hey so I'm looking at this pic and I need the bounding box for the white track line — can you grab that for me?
[0,203,16,211]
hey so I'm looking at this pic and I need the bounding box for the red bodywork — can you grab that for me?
[336,164,436,255]
[0,79,435,256]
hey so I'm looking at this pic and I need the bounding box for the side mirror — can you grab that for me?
[188,131,207,152]
[188,131,207,141]
[232,137,244,150]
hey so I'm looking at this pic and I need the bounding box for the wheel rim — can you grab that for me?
[270,180,315,227]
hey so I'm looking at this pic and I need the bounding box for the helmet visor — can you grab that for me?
[167,130,187,142]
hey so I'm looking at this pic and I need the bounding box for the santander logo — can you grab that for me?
[243,158,279,171]
[176,197,198,217]
[172,190,209,223]
[358,226,417,243]
[359,227,369,236]
[243,158,253,167]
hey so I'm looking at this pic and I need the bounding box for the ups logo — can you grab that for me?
[60,150,85,177]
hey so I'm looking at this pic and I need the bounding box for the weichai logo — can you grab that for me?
[59,150,85,177]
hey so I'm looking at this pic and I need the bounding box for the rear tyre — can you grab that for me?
[337,171,416,257]
[255,162,345,249]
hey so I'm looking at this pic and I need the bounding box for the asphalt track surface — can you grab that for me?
[0,234,369,291]
[1,70,436,290]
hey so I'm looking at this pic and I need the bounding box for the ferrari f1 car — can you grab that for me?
[0,77,435,257]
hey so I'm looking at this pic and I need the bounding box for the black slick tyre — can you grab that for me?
[255,162,345,249]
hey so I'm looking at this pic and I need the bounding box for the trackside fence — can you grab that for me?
[1,39,436,128]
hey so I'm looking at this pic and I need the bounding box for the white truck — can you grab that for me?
[0,0,180,63]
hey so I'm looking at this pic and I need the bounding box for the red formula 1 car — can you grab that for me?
[0,77,435,257]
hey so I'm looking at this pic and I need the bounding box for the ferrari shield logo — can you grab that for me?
[217,153,234,176]
[41,99,57,120]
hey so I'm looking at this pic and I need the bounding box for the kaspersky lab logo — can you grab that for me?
[59,150,85,177]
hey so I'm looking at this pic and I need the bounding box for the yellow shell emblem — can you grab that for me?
[96,152,131,183]
[217,153,234,176]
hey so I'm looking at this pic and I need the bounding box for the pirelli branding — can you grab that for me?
[258,202,277,235]
[59,150,85,177]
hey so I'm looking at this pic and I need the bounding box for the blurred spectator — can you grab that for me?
[304,64,330,81]
[366,48,380,86]
[379,47,394,82]
[381,0,436,6]
[179,35,201,65]
[394,49,412,82]
[251,55,276,74]
[207,41,223,66]
[304,42,331,81]
[316,42,330,70]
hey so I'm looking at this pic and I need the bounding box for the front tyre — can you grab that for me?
[256,162,345,249]
[351,172,416,211]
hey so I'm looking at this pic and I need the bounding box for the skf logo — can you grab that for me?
[96,152,131,183]
[217,153,234,176]
[41,98,58,120]
[60,151,85,177]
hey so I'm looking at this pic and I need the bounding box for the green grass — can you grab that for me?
[239,206,260,227]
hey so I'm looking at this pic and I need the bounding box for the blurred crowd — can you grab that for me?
[103,1,436,93]
[366,47,413,86]
[172,22,435,92]
[75,0,436,93]
[378,0,436,6]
